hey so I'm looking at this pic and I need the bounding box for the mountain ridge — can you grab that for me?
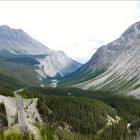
[0,25,82,81]
[64,21,140,96]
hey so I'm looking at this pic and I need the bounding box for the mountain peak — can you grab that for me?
[0,25,10,30]
[0,25,24,33]
[121,21,140,38]
[0,25,82,79]
[0,25,52,55]
[69,21,140,95]
[0,25,24,31]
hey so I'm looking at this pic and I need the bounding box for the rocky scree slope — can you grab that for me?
[73,21,140,96]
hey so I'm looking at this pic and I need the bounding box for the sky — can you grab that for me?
[0,1,140,63]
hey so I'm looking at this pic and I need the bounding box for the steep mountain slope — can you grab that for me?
[36,50,82,78]
[0,25,82,79]
[0,61,40,86]
[0,25,51,55]
[69,21,140,95]
[0,73,23,89]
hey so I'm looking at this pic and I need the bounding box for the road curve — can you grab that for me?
[14,89,27,133]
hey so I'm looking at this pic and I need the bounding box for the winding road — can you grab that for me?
[14,89,27,133]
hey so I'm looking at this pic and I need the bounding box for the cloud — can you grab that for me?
[72,43,79,46]
[88,39,104,44]
[0,1,139,63]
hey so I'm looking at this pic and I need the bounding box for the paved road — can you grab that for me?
[14,89,27,133]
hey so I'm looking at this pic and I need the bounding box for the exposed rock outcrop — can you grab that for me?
[74,21,140,95]
[0,25,82,79]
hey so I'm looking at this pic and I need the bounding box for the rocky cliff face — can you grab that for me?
[36,51,81,78]
[75,21,140,95]
[0,25,82,79]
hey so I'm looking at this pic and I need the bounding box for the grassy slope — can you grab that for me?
[0,73,23,88]
[59,68,106,87]
[0,61,40,86]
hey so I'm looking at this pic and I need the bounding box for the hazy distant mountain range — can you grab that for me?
[0,25,82,85]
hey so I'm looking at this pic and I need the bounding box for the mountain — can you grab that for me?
[35,50,82,78]
[0,25,82,81]
[66,21,140,95]
[0,25,52,55]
